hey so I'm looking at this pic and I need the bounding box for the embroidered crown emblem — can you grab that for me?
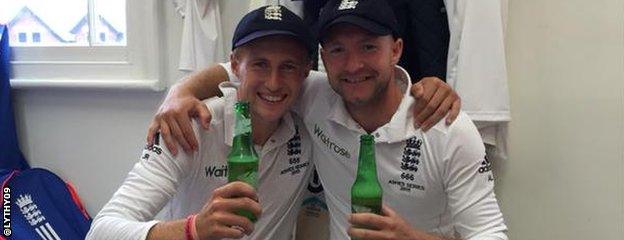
[16,194,34,208]
[400,136,422,177]
[338,0,359,10]
[16,194,47,226]
[265,5,282,20]
[287,126,302,156]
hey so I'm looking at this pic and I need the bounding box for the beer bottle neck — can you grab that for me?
[356,139,378,179]
[231,132,256,156]
[230,101,257,158]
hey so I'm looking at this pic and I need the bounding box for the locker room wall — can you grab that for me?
[499,0,624,239]
[11,0,623,239]
[11,0,248,217]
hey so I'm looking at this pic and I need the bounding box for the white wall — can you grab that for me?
[13,2,178,215]
[497,0,624,239]
[11,0,624,239]
[12,0,250,217]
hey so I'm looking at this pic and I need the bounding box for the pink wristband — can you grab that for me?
[185,215,195,240]
[190,214,199,240]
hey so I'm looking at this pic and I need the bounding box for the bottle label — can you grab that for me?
[234,117,251,136]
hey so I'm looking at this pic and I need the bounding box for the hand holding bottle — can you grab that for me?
[348,204,448,240]
[195,181,262,240]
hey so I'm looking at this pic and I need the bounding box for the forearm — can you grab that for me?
[86,142,193,240]
[147,219,187,240]
[171,63,230,100]
[86,215,160,240]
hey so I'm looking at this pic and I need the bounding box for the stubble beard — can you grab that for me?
[339,76,389,109]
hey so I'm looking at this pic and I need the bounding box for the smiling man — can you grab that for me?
[86,6,315,240]
[300,1,508,239]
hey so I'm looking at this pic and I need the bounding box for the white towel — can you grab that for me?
[175,0,226,72]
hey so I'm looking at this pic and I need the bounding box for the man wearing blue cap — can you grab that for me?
[87,6,316,240]
[308,1,507,239]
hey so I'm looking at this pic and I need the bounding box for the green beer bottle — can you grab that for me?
[351,134,382,216]
[227,101,259,222]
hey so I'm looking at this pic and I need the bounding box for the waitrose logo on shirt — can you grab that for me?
[313,124,351,159]
[205,165,228,178]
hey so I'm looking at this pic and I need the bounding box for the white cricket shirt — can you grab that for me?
[296,67,508,240]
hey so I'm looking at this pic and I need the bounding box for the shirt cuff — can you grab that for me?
[139,220,161,240]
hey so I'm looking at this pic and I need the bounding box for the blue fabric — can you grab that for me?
[0,24,29,170]
[4,168,92,240]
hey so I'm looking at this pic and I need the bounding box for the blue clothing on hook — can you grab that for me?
[0,24,29,170]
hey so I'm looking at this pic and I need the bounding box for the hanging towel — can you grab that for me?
[175,0,226,72]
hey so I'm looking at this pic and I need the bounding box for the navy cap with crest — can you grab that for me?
[316,0,400,41]
[232,5,317,56]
